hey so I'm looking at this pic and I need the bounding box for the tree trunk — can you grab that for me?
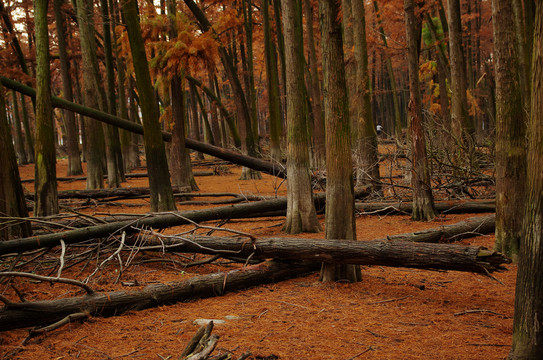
[20,93,35,163]
[0,84,32,239]
[53,0,82,176]
[509,4,543,357]
[162,234,509,274]
[34,0,59,217]
[342,0,357,138]
[281,0,320,234]
[10,90,28,165]
[100,0,124,188]
[0,261,316,331]
[263,0,283,163]
[75,0,106,190]
[492,0,526,261]
[121,0,177,212]
[318,0,359,283]
[167,0,198,192]
[405,0,436,221]
[352,0,380,191]
[447,0,472,149]
[372,0,403,138]
[303,0,325,169]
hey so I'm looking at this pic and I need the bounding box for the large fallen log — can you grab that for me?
[138,232,509,274]
[25,186,191,200]
[0,261,317,331]
[1,76,287,179]
[0,198,293,255]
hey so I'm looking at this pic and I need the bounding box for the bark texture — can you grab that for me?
[0,85,31,239]
[122,0,177,212]
[281,0,320,234]
[492,0,526,260]
[352,0,380,190]
[318,0,359,283]
[405,0,436,221]
[510,3,543,357]
[34,0,59,217]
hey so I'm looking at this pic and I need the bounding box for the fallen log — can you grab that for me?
[0,261,317,331]
[139,233,509,274]
[1,76,286,179]
[0,198,293,255]
[20,171,216,183]
[25,186,191,201]
[355,200,495,215]
[384,214,496,243]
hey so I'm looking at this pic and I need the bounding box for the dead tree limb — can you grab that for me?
[0,261,317,331]
[356,200,495,215]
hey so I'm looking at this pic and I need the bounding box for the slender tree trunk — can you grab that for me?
[405,0,435,221]
[75,0,106,189]
[447,0,472,147]
[167,0,198,192]
[121,0,177,212]
[342,0,357,138]
[20,94,35,163]
[273,0,287,125]
[0,84,31,239]
[281,0,321,234]
[352,0,380,191]
[303,0,324,169]
[373,0,402,138]
[263,0,282,162]
[54,0,83,176]
[34,0,59,216]
[492,0,526,261]
[100,0,124,188]
[10,90,28,164]
[510,3,543,356]
[318,0,359,283]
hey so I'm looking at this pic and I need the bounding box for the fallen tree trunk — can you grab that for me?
[20,171,216,183]
[139,232,509,274]
[0,198,293,255]
[384,214,496,243]
[0,261,317,331]
[356,200,496,215]
[1,76,286,179]
[25,186,191,200]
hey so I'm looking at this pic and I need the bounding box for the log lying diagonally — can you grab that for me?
[0,261,318,331]
[0,76,287,179]
[355,200,496,215]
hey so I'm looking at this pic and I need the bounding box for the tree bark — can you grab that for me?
[53,0,83,176]
[0,84,32,239]
[303,0,325,169]
[509,3,543,357]
[352,0,380,191]
[10,90,28,165]
[263,0,283,162]
[164,234,509,274]
[34,0,59,217]
[75,0,106,190]
[318,0,359,283]
[281,0,320,234]
[492,0,526,261]
[121,0,177,212]
[405,0,436,221]
[0,261,317,331]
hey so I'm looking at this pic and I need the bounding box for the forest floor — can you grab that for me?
[1,153,513,360]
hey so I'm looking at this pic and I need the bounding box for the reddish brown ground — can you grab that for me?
[1,158,513,360]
